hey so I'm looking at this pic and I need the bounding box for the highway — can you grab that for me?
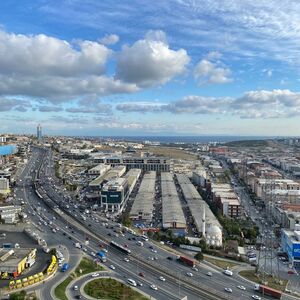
[13,146,297,300]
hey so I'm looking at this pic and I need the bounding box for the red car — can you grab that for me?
[288,270,295,275]
[138,272,145,277]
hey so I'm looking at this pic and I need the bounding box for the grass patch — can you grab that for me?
[84,278,148,300]
[54,276,73,300]
[74,257,104,277]
[239,270,288,292]
[54,258,104,300]
[205,256,239,269]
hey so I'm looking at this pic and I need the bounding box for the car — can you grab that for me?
[186,272,193,277]
[148,256,154,261]
[138,272,145,277]
[154,256,158,260]
[166,256,173,260]
[251,296,261,300]
[91,273,99,278]
[206,272,212,277]
[150,284,158,290]
[73,285,78,291]
[192,267,198,272]
[137,281,143,287]
[109,265,116,270]
[224,288,232,293]
[90,251,96,257]
[288,270,295,274]
[151,249,157,253]
[75,295,81,299]
[127,279,137,287]
[237,285,246,290]
[124,244,128,248]
[124,257,130,262]
[159,276,166,281]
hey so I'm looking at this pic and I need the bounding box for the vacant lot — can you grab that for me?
[74,257,104,276]
[142,146,197,160]
[239,270,287,291]
[84,278,149,300]
[204,256,240,269]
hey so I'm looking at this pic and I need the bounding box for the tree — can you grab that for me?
[195,252,204,261]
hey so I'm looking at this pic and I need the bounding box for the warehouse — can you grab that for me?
[161,173,186,235]
[130,171,156,224]
[89,166,126,190]
[0,248,36,278]
[176,173,223,246]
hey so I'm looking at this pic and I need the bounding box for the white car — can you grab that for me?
[124,257,130,262]
[150,284,158,290]
[251,296,261,300]
[91,251,96,257]
[102,249,108,253]
[224,288,232,293]
[192,267,199,272]
[159,276,166,281]
[151,249,157,253]
[186,272,193,277]
[91,273,99,278]
[73,285,78,291]
[237,285,246,290]
[127,279,137,287]
[110,265,116,270]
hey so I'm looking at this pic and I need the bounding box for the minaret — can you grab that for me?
[202,203,206,238]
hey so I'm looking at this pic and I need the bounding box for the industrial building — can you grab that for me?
[88,164,111,176]
[90,156,171,172]
[176,174,223,246]
[0,248,36,278]
[130,171,156,224]
[161,173,186,235]
[0,206,22,224]
[100,168,141,213]
[101,178,129,213]
[281,228,300,268]
[0,178,10,194]
[89,166,126,190]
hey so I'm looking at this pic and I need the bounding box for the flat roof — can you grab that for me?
[0,248,35,271]
[89,166,126,186]
[161,173,186,228]
[130,171,156,221]
[176,173,221,233]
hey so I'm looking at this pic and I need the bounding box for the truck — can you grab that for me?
[177,255,196,267]
[254,284,282,299]
[61,263,70,272]
[97,251,107,262]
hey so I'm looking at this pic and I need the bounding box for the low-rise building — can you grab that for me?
[0,248,36,278]
[0,206,22,224]
[281,229,300,268]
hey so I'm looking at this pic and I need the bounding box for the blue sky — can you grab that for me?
[0,0,300,136]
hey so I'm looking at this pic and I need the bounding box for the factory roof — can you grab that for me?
[176,173,221,232]
[0,248,35,272]
[89,166,126,186]
[130,171,156,221]
[161,173,186,228]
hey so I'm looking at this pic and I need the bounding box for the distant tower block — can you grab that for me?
[37,124,42,140]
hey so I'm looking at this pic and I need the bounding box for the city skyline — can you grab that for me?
[0,1,300,136]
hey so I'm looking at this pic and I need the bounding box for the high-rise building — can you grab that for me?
[37,124,42,140]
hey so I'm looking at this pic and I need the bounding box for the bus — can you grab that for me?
[110,241,131,255]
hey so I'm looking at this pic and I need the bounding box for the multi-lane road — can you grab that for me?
[12,146,298,300]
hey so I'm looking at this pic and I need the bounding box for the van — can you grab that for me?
[127,279,137,286]
[223,269,233,276]
[141,235,149,241]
